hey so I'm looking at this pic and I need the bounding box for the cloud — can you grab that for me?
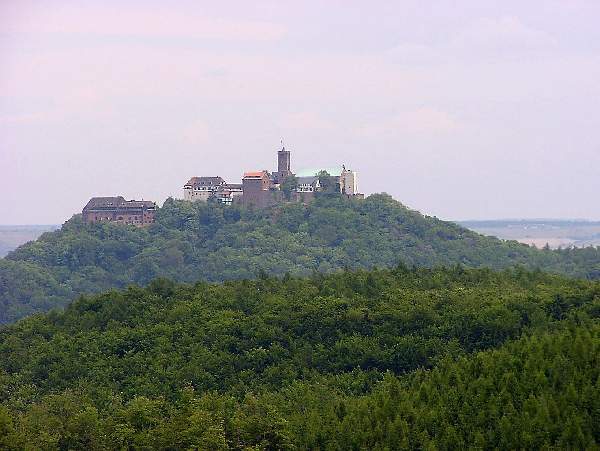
[356,108,462,138]
[181,120,211,146]
[385,43,439,65]
[1,4,286,41]
[276,112,335,132]
[0,111,50,125]
[387,16,557,65]
[450,16,557,53]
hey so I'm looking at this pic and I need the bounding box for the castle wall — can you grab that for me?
[83,202,156,227]
[242,177,275,208]
[184,188,213,202]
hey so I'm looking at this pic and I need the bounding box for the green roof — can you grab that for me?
[295,167,341,177]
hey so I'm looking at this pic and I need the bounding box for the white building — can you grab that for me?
[214,184,243,205]
[183,176,226,202]
[296,176,320,192]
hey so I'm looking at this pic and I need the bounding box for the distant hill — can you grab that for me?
[461,219,600,249]
[0,225,59,257]
[1,194,600,324]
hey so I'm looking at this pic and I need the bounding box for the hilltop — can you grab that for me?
[1,266,598,448]
[1,194,599,323]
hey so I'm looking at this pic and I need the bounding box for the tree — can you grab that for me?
[280,175,299,200]
[316,170,339,194]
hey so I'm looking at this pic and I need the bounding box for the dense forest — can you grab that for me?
[2,194,600,324]
[1,266,599,448]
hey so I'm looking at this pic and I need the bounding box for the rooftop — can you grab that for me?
[243,171,268,178]
[297,176,320,185]
[83,197,156,211]
[184,176,225,187]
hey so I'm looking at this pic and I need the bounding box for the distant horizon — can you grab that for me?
[457,218,600,224]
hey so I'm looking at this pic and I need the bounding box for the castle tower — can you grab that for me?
[278,146,291,175]
[275,145,292,183]
[340,166,358,195]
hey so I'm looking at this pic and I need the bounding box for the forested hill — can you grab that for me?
[1,267,599,448]
[1,193,600,323]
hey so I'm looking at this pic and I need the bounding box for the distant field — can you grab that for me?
[460,220,600,249]
[0,225,59,257]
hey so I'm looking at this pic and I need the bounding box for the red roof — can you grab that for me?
[243,171,267,178]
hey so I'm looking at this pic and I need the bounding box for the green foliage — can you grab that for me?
[280,175,298,200]
[277,323,600,449]
[316,170,339,194]
[1,194,600,323]
[0,267,599,448]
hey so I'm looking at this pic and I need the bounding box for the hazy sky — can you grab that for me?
[1,1,599,224]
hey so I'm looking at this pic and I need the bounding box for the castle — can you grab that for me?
[183,146,361,207]
[82,145,361,227]
[82,197,156,227]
